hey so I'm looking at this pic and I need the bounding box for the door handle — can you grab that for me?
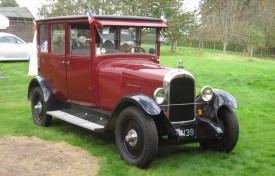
[59,61,70,64]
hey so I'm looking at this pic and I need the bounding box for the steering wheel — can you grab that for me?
[123,46,145,53]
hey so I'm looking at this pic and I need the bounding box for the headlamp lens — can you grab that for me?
[153,88,165,104]
[200,86,213,102]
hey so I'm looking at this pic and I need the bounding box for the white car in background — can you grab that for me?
[0,32,31,61]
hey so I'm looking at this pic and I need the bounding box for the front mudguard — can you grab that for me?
[212,89,238,109]
[108,94,176,135]
[196,89,238,139]
[197,89,238,120]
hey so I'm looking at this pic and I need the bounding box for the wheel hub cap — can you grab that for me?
[125,129,138,146]
[34,102,42,114]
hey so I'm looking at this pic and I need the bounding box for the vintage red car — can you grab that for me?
[28,15,239,168]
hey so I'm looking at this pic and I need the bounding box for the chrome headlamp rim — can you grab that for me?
[200,86,213,102]
[153,88,165,105]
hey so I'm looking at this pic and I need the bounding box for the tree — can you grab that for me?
[198,0,275,55]
[121,0,195,53]
[166,12,195,52]
[38,0,121,17]
[247,0,275,50]
[119,0,196,52]
[246,28,265,56]
[199,0,244,52]
[0,0,18,7]
[119,0,154,16]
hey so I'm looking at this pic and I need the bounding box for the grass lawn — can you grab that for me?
[0,47,275,175]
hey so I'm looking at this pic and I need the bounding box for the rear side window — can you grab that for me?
[39,24,48,53]
[51,24,65,54]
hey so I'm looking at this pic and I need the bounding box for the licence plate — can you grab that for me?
[176,125,197,138]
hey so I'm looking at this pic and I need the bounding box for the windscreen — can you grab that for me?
[96,26,158,55]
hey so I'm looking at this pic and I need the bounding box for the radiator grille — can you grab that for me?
[169,77,195,122]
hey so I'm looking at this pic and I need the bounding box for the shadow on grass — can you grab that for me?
[157,142,203,160]
[48,118,203,161]
[45,118,235,170]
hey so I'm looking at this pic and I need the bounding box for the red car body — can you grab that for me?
[28,15,239,168]
[37,16,167,108]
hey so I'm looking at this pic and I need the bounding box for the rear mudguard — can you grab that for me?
[28,76,57,111]
[108,94,176,135]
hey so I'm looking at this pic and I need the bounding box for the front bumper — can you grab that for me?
[172,117,224,142]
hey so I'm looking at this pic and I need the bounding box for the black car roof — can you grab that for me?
[36,15,162,22]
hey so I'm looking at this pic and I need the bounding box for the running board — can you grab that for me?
[47,110,105,132]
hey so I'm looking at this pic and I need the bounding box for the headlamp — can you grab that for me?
[200,86,213,102]
[153,88,165,104]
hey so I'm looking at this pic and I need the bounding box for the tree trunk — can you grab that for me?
[171,44,174,52]
[223,43,227,52]
[222,38,228,52]
[214,43,216,50]
[250,47,254,57]
[170,40,178,52]
[198,41,201,52]
[171,41,176,52]
[175,40,177,52]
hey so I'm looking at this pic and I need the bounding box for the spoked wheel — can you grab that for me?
[115,106,158,168]
[31,87,52,127]
[199,106,239,153]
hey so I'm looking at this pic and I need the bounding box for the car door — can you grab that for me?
[0,35,29,60]
[66,22,96,107]
[47,23,70,101]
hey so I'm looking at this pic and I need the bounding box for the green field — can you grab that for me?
[0,47,275,175]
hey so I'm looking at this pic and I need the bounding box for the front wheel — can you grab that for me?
[199,106,239,153]
[31,87,52,127]
[115,106,158,168]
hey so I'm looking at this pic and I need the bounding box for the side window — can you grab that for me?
[51,24,65,54]
[141,28,157,55]
[101,27,116,54]
[39,24,48,53]
[70,23,90,56]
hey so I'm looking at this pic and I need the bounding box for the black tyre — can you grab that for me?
[199,106,239,153]
[115,106,158,168]
[31,87,52,127]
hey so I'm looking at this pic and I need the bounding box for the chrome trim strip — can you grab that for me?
[163,69,196,122]
[160,102,206,107]
[171,119,196,125]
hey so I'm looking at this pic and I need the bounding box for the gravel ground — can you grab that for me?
[0,136,99,176]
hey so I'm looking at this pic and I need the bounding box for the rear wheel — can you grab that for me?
[115,106,158,168]
[31,87,52,127]
[199,106,239,153]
